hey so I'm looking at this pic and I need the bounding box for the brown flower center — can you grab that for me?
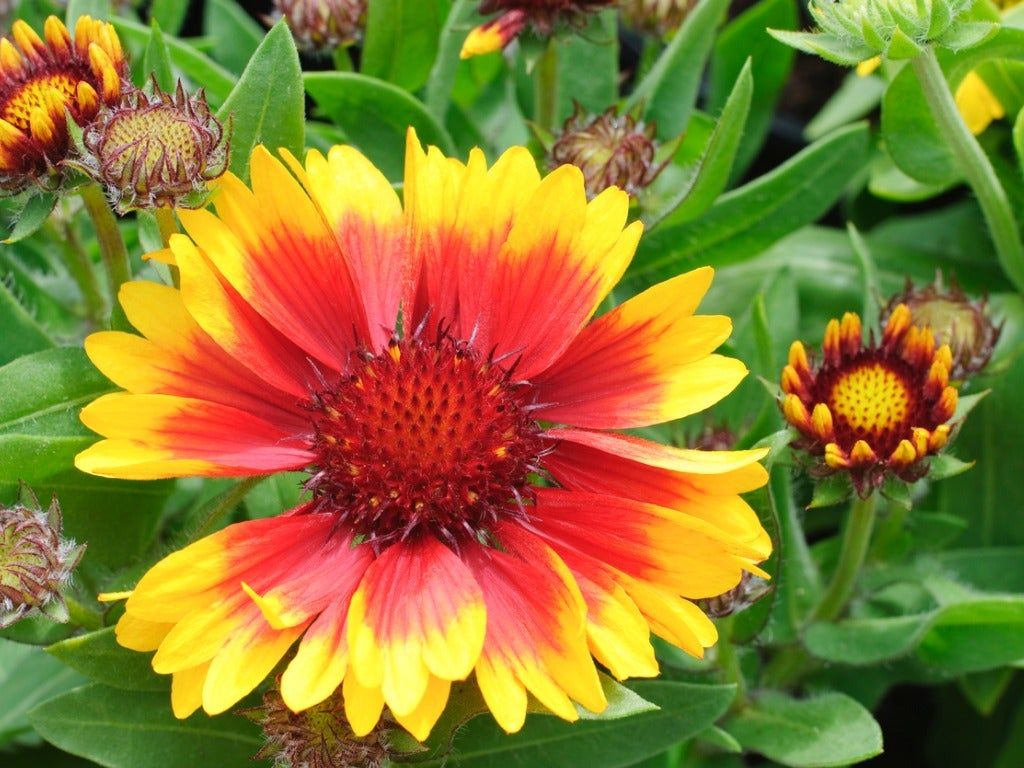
[103,105,202,178]
[307,336,544,544]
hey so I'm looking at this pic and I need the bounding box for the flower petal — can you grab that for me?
[534,268,744,428]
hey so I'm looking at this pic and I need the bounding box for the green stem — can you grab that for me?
[869,499,909,560]
[80,183,131,306]
[808,492,878,624]
[154,206,178,247]
[65,596,103,631]
[716,616,747,707]
[48,217,105,325]
[190,476,268,541]
[912,48,1024,293]
[534,39,560,133]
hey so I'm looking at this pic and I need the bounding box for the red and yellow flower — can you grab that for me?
[461,0,614,58]
[781,306,959,494]
[0,15,126,191]
[78,132,770,740]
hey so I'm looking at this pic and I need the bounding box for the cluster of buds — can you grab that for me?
[618,0,697,36]
[549,104,665,199]
[1,489,84,629]
[272,0,367,53]
[78,80,229,213]
[781,306,959,495]
[0,16,127,192]
[242,682,394,768]
[884,274,1001,381]
[769,0,993,66]
[462,0,615,58]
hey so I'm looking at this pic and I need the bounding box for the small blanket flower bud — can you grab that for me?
[549,104,665,199]
[242,682,393,768]
[780,307,962,495]
[0,489,84,629]
[884,275,1001,380]
[462,0,616,57]
[273,0,367,52]
[619,0,697,36]
[0,15,127,193]
[769,0,992,67]
[701,572,772,618]
[80,81,229,213]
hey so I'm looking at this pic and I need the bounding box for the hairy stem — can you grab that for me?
[534,39,560,133]
[79,183,131,307]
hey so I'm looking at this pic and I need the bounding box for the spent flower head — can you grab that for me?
[769,0,995,66]
[462,0,615,58]
[0,488,85,629]
[619,0,697,36]
[884,275,1001,381]
[79,80,229,213]
[273,0,367,53]
[549,104,665,199]
[781,307,960,495]
[0,15,127,193]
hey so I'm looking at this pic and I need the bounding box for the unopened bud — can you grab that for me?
[619,0,697,36]
[701,572,772,618]
[274,0,367,52]
[550,104,665,199]
[462,0,616,57]
[80,80,229,213]
[0,488,84,629]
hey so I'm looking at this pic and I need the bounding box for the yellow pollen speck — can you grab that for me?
[2,73,76,132]
[828,362,910,437]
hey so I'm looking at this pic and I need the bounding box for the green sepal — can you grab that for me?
[885,27,926,59]
[767,29,874,66]
[936,21,998,51]
[928,453,975,480]
[881,476,913,509]
[807,473,854,510]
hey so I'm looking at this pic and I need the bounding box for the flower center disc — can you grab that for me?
[104,106,201,177]
[1,73,77,131]
[307,337,544,544]
[825,359,917,453]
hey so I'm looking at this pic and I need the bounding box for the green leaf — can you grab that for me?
[806,69,886,141]
[644,59,753,231]
[723,691,883,767]
[203,0,265,75]
[29,683,265,768]
[929,453,975,480]
[804,614,933,665]
[362,0,448,92]
[416,681,734,768]
[304,72,455,180]
[628,123,869,285]
[143,21,175,93]
[218,22,305,181]
[424,0,477,119]
[625,0,730,139]
[0,347,114,483]
[959,668,1014,716]
[4,193,56,244]
[65,0,110,27]
[0,280,53,366]
[0,639,87,746]
[112,19,238,108]
[807,474,853,510]
[556,11,618,121]
[244,471,306,519]
[149,0,190,36]
[709,0,798,180]
[847,222,881,334]
[1014,105,1024,171]
[47,628,168,692]
[917,599,1024,674]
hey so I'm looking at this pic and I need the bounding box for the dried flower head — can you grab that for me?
[242,682,393,768]
[549,104,665,199]
[0,488,84,629]
[274,0,367,52]
[884,275,1001,380]
[619,0,697,36]
[0,15,127,193]
[80,81,229,213]
[462,0,615,58]
[781,307,960,495]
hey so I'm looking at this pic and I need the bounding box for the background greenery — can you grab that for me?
[1,0,1023,765]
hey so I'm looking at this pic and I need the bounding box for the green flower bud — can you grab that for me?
[0,488,84,629]
[769,0,997,65]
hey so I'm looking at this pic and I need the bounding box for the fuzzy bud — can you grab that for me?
[701,573,772,618]
[0,488,84,629]
[549,104,665,199]
[884,275,1001,380]
[619,0,697,36]
[80,81,229,213]
[242,682,394,768]
[274,0,367,52]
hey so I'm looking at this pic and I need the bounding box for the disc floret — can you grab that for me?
[307,335,546,546]
[0,15,127,192]
[781,305,959,494]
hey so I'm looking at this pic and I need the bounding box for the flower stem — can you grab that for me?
[535,39,560,133]
[48,216,105,325]
[716,615,747,708]
[808,492,878,624]
[79,183,131,306]
[65,596,103,631]
[912,48,1024,293]
[189,475,268,541]
[155,206,178,247]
